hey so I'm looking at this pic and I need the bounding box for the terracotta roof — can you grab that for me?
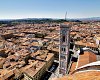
[75,41,97,48]
[70,62,77,73]
[77,51,97,68]
[24,61,45,77]
[0,69,14,80]
[54,71,100,80]
[78,61,100,69]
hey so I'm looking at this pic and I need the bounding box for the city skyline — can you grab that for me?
[0,0,100,19]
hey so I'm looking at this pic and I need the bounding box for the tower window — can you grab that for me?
[61,47,66,52]
[62,48,63,51]
[62,35,65,42]
[64,48,66,52]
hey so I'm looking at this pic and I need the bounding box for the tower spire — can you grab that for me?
[65,11,67,21]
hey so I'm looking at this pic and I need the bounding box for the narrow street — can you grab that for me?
[41,62,59,80]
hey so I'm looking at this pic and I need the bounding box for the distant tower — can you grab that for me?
[65,11,67,21]
[59,24,71,76]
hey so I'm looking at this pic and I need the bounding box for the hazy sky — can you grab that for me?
[0,0,100,19]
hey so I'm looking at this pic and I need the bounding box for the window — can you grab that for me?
[64,48,66,52]
[62,35,65,42]
[61,48,63,51]
[61,47,66,52]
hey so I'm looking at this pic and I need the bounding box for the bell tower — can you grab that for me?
[59,24,71,75]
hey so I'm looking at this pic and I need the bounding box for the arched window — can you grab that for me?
[64,48,66,52]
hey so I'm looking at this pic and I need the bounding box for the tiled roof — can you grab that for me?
[54,71,100,80]
[77,51,96,68]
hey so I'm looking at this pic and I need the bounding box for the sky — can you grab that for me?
[0,0,100,19]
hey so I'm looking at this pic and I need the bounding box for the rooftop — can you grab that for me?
[55,71,100,80]
[77,51,97,68]
[75,41,97,48]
